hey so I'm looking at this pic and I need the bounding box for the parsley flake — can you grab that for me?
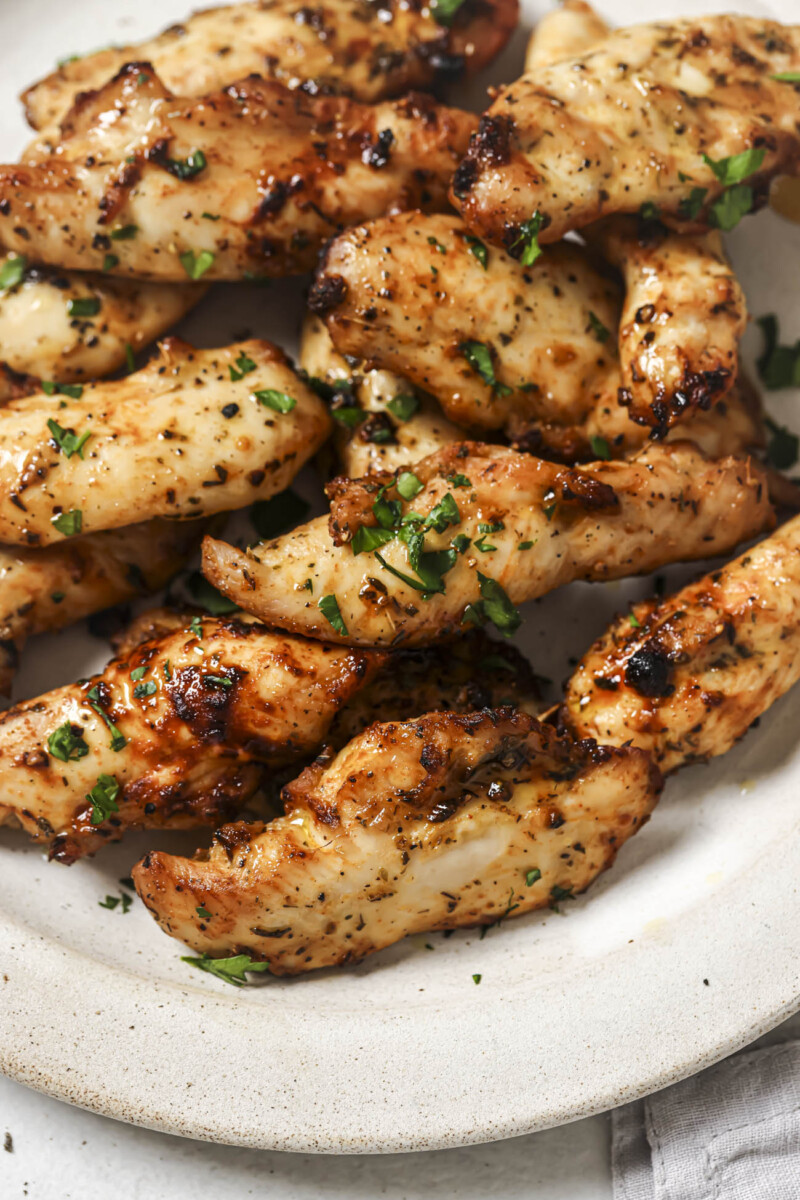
[472,973,482,985]
[525,868,542,886]
[430,0,466,26]
[0,254,26,292]
[589,435,611,460]
[179,249,215,279]
[110,224,138,241]
[386,393,419,422]
[318,594,347,635]
[165,149,207,180]
[47,722,89,763]
[47,418,91,460]
[86,773,120,825]
[42,380,83,399]
[102,253,119,272]
[588,312,610,344]
[465,235,488,269]
[396,471,423,501]
[51,509,82,537]
[67,297,101,318]
[133,680,157,699]
[678,186,708,220]
[702,148,765,187]
[196,906,212,920]
[512,211,544,266]
[462,572,521,636]
[181,953,271,986]
[228,350,257,381]
[459,341,511,396]
[254,388,296,414]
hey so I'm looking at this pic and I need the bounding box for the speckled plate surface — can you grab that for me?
[1,0,799,1155]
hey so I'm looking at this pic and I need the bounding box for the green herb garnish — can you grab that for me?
[386,393,419,422]
[254,388,296,414]
[318,594,347,635]
[47,722,89,763]
[0,254,26,291]
[228,350,257,381]
[181,953,271,987]
[430,0,466,26]
[51,509,82,537]
[165,149,207,180]
[512,211,544,266]
[179,249,215,279]
[47,418,91,460]
[588,312,610,344]
[464,235,488,269]
[67,297,101,318]
[133,680,157,699]
[462,572,521,636]
[589,435,611,460]
[460,340,511,396]
[110,224,138,241]
[42,380,84,399]
[86,773,120,825]
[525,868,542,886]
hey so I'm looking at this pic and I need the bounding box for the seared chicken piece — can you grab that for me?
[0,253,204,402]
[133,709,660,974]
[300,314,461,476]
[0,618,383,862]
[452,16,800,248]
[525,1,609,71]
[0,338,330,547]
[310,212,620,443]
[22,0,518,133]
[561,515,800,774]
[0,520,205,697]
[202,441,774,647]
[3,68,476,281]
[586,219,746,435]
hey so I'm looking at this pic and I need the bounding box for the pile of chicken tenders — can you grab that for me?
[1,0,799,982]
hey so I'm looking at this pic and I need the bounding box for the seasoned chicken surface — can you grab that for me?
[0,520,205,697]
[300,314,461,476]
[452,16,800,249]
[202,441,774,646]
[0,253,204,401]
[586,219,746,435]
[525,1,608,72]
[310,212,621,443]
[133,709,660,974]
[0,338,330,546]
[23,0,518,132]
[561,516,800,774]
[3,69,476,281]
[0,618,383,862]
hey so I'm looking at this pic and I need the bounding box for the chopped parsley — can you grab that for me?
[318,594,347,635]
[0,254,26,291]
[464,235,488,269]
[250,488,310,539]
[51,591,65,604]
[550,884,574,910]
[629,612,642,628]
[47,418,91,460]
[678,186,708,220]
[459,341,511,396]
[124,342,136,373]
[99,892,131,912]
[190,616,203,639]
[427,235,447,254]
[446,473,472,489]
[102,253,119,272]
[332,404,364,429]
[86,773,120,825]
[518,540,534,550]
[130,666,147,682]
[765,417,799,470]
[430,0,466,26]
[700,148,766,232]
[352,524,395,555]
[472,973,482,985]
[462,572,521,636]
[133,680,157,699]
[42,381,83,399]
[511,211,544,266]
[181,953,271,986]
[196,906,212,920]
[772,72,800,83]
[525,868,542,886]
[179,249,215,279]
[204,674,233,689]
[451,533,471,554]
[47,722,89,763]
[254,388,296,414]
[110,224,138,241]
[202,211,221,220]
[86,685,126,752]
[702,148,765,187]
[709,186,757,232]
[589,435,611,460]
[164,149,207,180]
[588,312,610,344]
[756,314,800,390]
[639,201,661,223]
[228,350,257,381]
[386,393,419,422]
[67,297,101,318]
[51,509,82,537]
[396,471,423,501]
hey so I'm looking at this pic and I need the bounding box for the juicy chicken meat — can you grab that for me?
[451,16,800,249]
[22,0,518,133]
[525,1,609,72]
[0,520,205,697]
[310,211,621,444]
[561,515,800,774]
[586,219,746,435]
[133,709,660,974]
[0,253,204,402]
[1,68,476,282]
[300,314,462,476]
[0,618,382,862]
[202,441,774,647]
[0,338,330,546]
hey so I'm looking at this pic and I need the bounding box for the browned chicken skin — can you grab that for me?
[561,515,800,774]
[133,709,660,974]
[203,441,774,647]
[0,68,476,281]
[22,0,518,132]
[452,16,800,249]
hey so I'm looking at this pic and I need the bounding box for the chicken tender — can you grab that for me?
[2,68,476,281]
[0,338,330,546]
[561,515,800,774]
[133,708,660,974]
[202,441,774,646]
[452,16,800,248]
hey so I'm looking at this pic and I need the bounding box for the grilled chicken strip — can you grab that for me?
[561,515,800,775]
[525,1,608,72]
[586,219,746,435]
[202,441,774,647]
[309,211,621,443]
[0,520,204,697]
[300,314,461,476]
[0,338,330,547]
[22,0,518,134]
[451,16,800,249]
[2,68,476,282]
[0,618,383,862]
[134,708,659,974]
[0,252,204,402]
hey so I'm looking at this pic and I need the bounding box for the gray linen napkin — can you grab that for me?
[612,1041,800,1199]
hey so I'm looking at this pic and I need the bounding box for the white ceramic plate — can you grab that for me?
[1,0,799,1155]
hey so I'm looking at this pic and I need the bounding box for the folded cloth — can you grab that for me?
[612,1040,800,1199]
